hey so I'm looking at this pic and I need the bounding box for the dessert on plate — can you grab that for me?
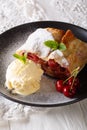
[17,28,87,79]
[5,27,87,97]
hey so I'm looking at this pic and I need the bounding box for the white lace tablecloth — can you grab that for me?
[0,0,87,129]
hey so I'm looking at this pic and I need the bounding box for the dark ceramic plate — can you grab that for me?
[0,21,87,107]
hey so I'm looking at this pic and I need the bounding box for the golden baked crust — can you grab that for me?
[62,30,87,72]
[46,27,65,42]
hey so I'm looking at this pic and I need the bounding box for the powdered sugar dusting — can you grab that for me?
[17,28,54,58]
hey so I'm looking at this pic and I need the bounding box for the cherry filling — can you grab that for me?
[26,52,70,79]
[27,52,40,63]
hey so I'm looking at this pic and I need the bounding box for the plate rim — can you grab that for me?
[0,91,86,107]
[0,21,87,107]
[0,21,87,36]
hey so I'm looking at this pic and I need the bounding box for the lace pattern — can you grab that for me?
[0,0,87,121]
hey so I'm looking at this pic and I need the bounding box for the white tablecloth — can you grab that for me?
[0,0,87,130]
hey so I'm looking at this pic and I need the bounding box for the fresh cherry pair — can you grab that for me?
[56,77,80,98]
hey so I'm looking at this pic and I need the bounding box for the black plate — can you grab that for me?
[0,21,87,107]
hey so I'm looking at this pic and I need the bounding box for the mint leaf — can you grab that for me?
[13,53,26,63]
[44,40,66,51]
[44,40,59,50]
[58,43,66,51]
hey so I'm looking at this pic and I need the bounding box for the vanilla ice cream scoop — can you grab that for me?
[5,59,43,95]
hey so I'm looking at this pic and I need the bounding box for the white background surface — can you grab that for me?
[0,0,87,130]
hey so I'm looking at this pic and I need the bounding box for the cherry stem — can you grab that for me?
[71,67,80,76]
[63,75,72,84]
[70,75,76,91]
[63,66,80,85]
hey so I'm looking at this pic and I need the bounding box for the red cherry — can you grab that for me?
[56,80,64,93]
[68,77,74,86]
[71,87,77,95]
[63,86,75,98]
[68,77,80,88]
[74,78,80,88]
